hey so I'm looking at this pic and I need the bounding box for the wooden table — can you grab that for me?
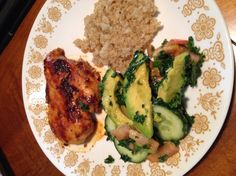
[0,1,235,175]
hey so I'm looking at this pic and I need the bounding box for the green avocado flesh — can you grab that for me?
[102,69,133,126]
[123,52,153,138]
[158,52,188,103]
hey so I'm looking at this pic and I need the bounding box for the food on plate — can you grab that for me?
[44,48,101,144]
[101,69,133,126]
[74,0,161,72]
[101,37,204,163]
[105,116,150,163]
[122,51,153,138]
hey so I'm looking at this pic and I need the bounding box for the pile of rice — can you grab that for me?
[74,0,161,72]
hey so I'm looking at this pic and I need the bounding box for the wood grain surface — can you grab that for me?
[0,0,235,175]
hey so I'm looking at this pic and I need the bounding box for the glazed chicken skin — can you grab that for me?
[44,48,101,144]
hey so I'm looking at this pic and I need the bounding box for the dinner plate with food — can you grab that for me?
[22,0,234,175]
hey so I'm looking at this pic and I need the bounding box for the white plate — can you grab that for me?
[22,0,234,175]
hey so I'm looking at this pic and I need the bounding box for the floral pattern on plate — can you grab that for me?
[22,0,234,175]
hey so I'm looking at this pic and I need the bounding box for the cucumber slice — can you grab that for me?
[114,140,149,163]
[153,105,184,141]
[105,116,149,163]
[105,115,116,132]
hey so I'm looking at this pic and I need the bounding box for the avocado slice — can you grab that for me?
[158,52,188,103]
[123,51,153,138]
[102,69,133,126]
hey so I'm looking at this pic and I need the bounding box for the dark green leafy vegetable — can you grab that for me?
[121,155,131,162]
[123,51,149,91]
[78,101,89,111]
[159,154,168,162]
[153,126,165,145]
[184,55,204,87]
[111,71,117,78]
[118,139,135,149]
[185,37,205,87]
[187,36,202,55]
[153,60,158,68]
[168,92,183,109]
[115,81,125,106]
[161,39,168,47]
[131,145,144,154]
[98,81,104,96]
[154,51,173,77]
[171,140,180,146]
[133,112,146,124]
[180,107,194,135]
[104,155,115,164]
[106,133,115,141]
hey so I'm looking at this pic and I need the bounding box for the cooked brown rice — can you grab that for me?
[74,0,161,72]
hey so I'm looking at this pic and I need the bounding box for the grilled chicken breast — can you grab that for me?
[44,48,101,144]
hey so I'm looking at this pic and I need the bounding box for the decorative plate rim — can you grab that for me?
[21,0,235,175]
[182,1,235,174]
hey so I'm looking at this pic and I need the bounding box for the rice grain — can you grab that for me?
[74,0,161,72]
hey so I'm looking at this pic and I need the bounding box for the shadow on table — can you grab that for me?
[0,148,15,176]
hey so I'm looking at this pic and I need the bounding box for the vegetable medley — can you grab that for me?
[100,37,204,163]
